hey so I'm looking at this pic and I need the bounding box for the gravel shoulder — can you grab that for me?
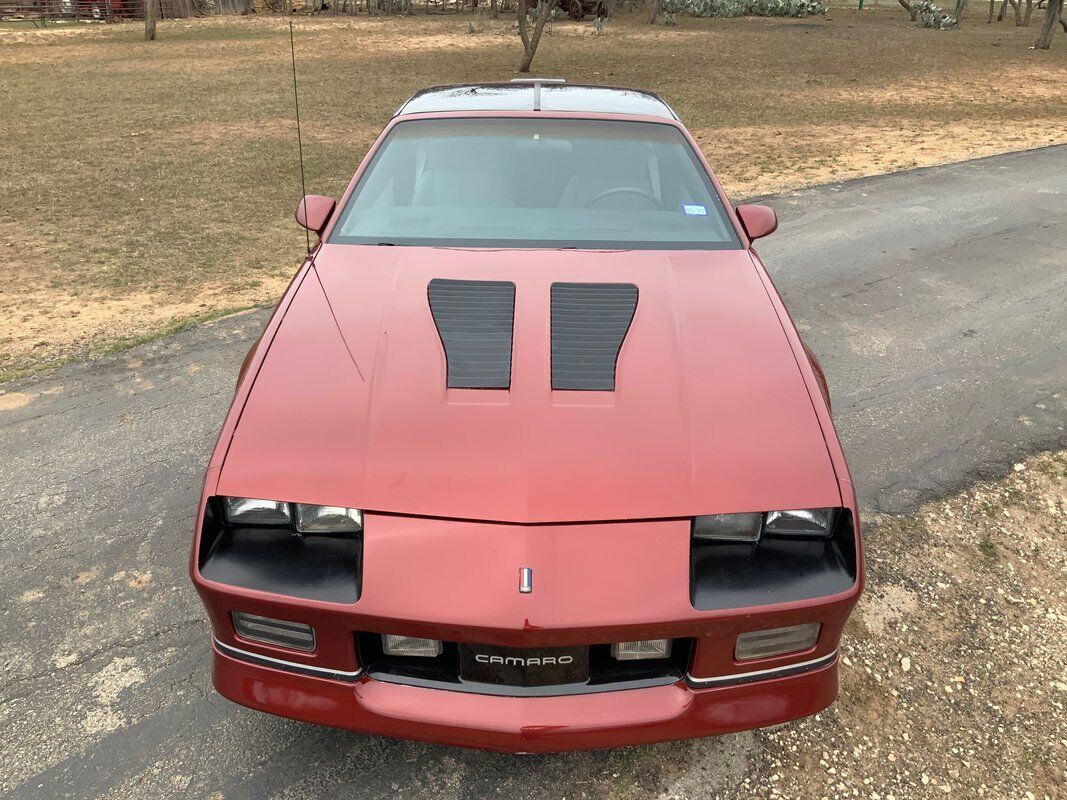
[710,450,1066,800]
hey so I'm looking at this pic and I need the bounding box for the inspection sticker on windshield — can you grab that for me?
[682,204,708,216]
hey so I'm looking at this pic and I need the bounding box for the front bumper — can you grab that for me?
[212,639,840,753]
[193,505,861,751]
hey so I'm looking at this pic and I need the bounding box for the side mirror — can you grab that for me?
[296,195,336,236]
[735,204,778,241]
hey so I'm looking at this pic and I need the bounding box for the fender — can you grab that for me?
[801,340,831,412]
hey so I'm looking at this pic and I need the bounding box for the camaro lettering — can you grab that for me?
[474,654,574,666]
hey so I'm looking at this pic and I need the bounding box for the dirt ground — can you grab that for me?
[2,6,1065,380]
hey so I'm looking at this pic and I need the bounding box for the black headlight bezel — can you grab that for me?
[198,497,363,604]
[689,507,857,611]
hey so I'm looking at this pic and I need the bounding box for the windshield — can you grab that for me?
[329,118,741,250]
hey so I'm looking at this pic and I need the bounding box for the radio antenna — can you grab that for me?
[289,21,311,256]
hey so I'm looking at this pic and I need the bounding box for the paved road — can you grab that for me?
[1,147,1064,799]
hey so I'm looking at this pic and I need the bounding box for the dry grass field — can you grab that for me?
[1,6,1065,380]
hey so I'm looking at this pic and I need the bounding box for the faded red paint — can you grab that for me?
[735,203,779,241]
[295,194,335,235]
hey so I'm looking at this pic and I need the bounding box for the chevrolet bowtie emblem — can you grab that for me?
[519,566,533,594]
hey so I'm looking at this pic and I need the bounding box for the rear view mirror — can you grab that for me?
[296,195,336,235]
[735,204,778,241]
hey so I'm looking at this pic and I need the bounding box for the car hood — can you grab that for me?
[217,245,840,523]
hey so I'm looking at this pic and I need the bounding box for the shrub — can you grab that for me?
[915,0,958,28]
[663,0,827,18]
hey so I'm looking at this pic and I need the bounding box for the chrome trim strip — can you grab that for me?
[685,650,838,688]
[213,638,363,682]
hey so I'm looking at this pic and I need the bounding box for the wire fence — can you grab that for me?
[0,0,525,21]
[0,0,940,23]
[0,0,143,21]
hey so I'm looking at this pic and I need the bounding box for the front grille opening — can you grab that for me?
[356,634,692,697]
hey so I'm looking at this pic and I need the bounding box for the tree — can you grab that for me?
[988,0,1023,22]
[649,0,664,23]
[517,0,556,73]
[145,0,156,40]
[898,0,919,21]
[1034,0,1066,47]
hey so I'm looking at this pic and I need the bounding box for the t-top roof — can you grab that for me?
[395,81,678,120]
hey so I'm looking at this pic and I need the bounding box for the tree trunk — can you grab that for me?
[145,0,156,38]
[517,0,555,73]
[898,0,917,19]
[988,0,995,19]
[1034,0,1062,45]
[996,0,1006,18]
[1023,0,1034,24]
[491,0,497,17]
[648,0,663,22]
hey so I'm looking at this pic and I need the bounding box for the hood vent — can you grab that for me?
[428,278,516,389]
[551,282,638,391]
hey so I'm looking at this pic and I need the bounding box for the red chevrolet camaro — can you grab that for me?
[191,80,863,753]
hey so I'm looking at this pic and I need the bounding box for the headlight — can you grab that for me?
[220,497,363,534]
[763,508,835,537]
[223,497,291,526]
[692,508,839,541]
[692,512,762,542]
[295,504,363,534]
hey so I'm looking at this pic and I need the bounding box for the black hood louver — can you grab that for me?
[551,282,638,391]
[428,278,516,389]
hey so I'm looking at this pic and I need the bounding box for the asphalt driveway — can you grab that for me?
[1,146,1064,799]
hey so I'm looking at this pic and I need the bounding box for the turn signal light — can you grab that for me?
[735,623,820,661]
[232,612,316,652]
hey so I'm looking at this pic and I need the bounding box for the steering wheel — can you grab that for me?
[584,186,660,209]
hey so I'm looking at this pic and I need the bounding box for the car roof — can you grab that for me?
[395,80,679,121]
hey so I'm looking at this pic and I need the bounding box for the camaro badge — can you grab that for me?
[519,566,533,594]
